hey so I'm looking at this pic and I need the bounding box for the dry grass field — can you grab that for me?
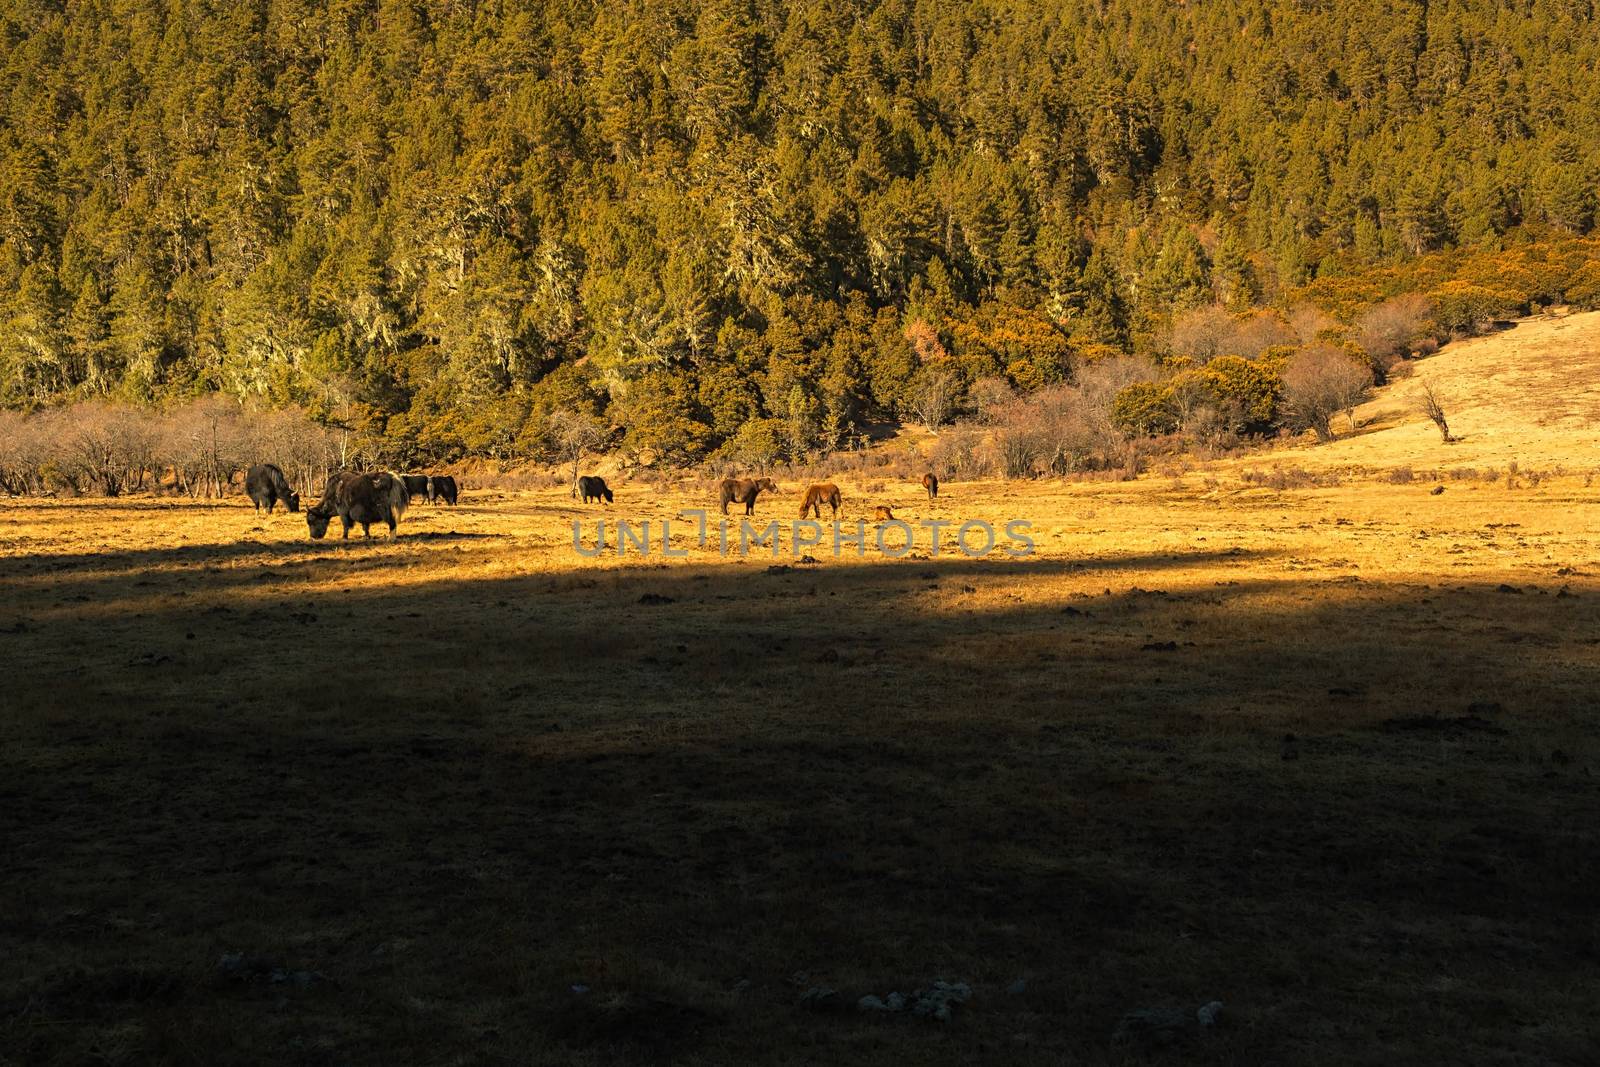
[4,316,1600,1065]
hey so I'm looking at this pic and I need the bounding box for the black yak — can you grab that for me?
[577,476,613,504]
[245,464,299,514]
[306,471,408,539]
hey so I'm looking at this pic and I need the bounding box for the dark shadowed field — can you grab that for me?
[2,477,1598,1065]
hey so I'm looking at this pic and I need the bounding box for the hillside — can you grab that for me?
[1,0,1597,466]
[1264,309,1600,471]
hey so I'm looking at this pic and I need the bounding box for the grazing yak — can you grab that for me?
[245,463,299,514]
[800,483,842,520]
[402,474,430,501]
[873,505,895,521]
[577,475,613,504]
[306,471,409,540]
[428,474,459,505]
[922,472,939,501]
[719,476,778,516]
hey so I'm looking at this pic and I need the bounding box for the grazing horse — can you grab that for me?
[873,505,894,521]
[922,472,939,501]
[577,475,614,504]
[719,477,778,516]
[306,471,408,540]
[800,483,842,519]
[245,463,299,514]
[428,474,458,505]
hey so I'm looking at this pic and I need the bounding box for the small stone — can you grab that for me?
[1196,1001,1223,1027]
[909,980,971,1021]
[799,986,840,1011]
[1006,979,1028,996]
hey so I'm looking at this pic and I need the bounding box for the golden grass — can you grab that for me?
[4,317,1600,1064]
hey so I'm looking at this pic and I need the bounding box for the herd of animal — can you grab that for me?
[244,463,941,541]
[593,471,937,521]
[244,463,458,540]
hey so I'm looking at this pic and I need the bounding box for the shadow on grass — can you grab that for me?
[1,551,1597,1065]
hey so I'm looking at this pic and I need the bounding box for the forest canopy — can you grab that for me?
[0,0,1596,464]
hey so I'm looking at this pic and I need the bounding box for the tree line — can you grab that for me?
[0,400,340,497]
[0,0,1596,469]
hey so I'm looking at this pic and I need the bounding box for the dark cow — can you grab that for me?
[799,483,842,520]
[428,474,459,505]
[402,474,430,502]
[577,475,613,504]
[922,472,939,501]
[245,463,299,514]
[306,471,409,540]
[719,477,778,516]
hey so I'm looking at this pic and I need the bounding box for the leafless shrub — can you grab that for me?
[0,410,57,495]
[1240,466,1340,490]
[1387,466,1415,484]
[1287,304,1340,346]
[1354,294,1434,372]
[1231,311,1297,357]
[928,426,990,479]
[968,377,1016,423]
[57,402,158,497]
[0,400,341,498]
[972,358,1158,479]
[1168,306,1295,362]
[158,397,252,498]
[1166,306,1236,362]
[989,400,1046,478]
[249,407,339,496]
[1281,345,1373,442]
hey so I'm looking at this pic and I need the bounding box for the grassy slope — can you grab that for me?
[1257,308,1600,472]
[2,318,1599,1065]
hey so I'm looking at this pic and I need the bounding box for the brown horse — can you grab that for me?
[719,477,778,516]
[922,472,939,500]
[799,483,842,519]
[873,505,894,521]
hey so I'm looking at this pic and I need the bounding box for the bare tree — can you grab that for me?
[1281,345,1372,442]
[968,376,1017,423]
[59,402,156,496]
[0,411,55,495]
[549,410,610,497]
[1417,382,1455,442]
[249,406,339,496]
[1165,305,1236,362]
[1354,294,1433,370]
[989,398,1045,478]
[905,365,960,431]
